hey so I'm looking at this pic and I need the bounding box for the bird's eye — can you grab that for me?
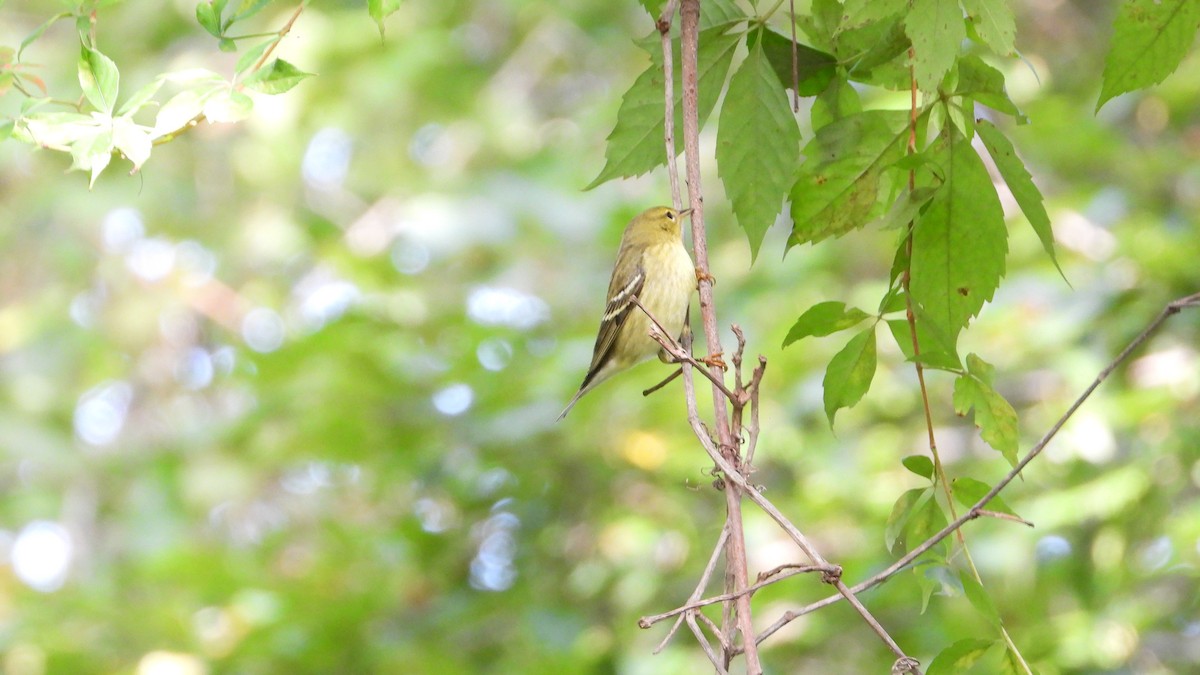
[666,210,675,220]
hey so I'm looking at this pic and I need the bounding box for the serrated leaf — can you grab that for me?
[909,130,1007,341]
[78,44,120,113]
[823,326,876,424]
[700,0,746,30]
[196,2,223,37]
[959,573,1001,627]
[587,29,739,189]
[905,0,965,92]
[952,373,1019,466]
[842,0,907,29]
[758,28,837,96]
[242,58,312,94]
[369,0,403,37]
[789,110,908,246]
[885,487,929,553]
[955,55,1021,118]
[842,15,911,86]
[902,455,934,479]
[783,301,870,347]
[961,0,1015,56]
[1097,0,1200,111]
[951,476,1016,516]
[976,119,1064,278]
[717,35,801,259]
[811,75,862,131]
[928,639,999,675]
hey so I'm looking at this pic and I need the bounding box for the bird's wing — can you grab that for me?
[580,251,645,389]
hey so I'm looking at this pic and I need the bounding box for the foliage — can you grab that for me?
[0,0,1198,673]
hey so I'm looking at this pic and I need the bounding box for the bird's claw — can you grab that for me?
[701,352,727,371]
[695,267,716,288]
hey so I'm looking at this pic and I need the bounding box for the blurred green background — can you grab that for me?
[0,0,1198,673]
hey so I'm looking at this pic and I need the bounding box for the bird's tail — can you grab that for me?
[556,389,586,422]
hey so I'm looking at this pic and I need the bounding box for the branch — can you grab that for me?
[641,564,824,628]
[753,290,1200,644]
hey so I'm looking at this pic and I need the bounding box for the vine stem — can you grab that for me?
[679,1,758,671]
[752,291,1200,644]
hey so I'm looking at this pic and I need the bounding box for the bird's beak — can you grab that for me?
[679,208,694,218]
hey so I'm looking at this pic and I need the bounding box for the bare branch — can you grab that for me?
[754,291,1200,645]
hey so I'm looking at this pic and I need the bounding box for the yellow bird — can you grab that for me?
[558,206,695,420]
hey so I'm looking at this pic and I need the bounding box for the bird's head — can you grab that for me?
[626,205,693,243]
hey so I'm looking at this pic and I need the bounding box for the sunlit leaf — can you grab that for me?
[78,44,120,113]
[782,301,870,347]
[905,0,965,91]
[242,58,313,94]
[961,0,1016,56]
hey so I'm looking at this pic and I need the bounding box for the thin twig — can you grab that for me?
[658,0,683,210]
[788,0,799,112]
[632,296,740,403]
[753,291,1200,644]
[643,367,683,397]
[642,565,824,627]
[687,612,729,675]
[650,525,730,649]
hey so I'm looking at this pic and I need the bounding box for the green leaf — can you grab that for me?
[788,110,908,247]
[905,0,965,92]
[842,0,908,29]
[885,316,962,371]
[965,352,995,384]
[699,0,746,31]
[810,74,862,131]
[758,28,838,96]
[952,372,1019,466]
[914,561,951,613]
[369,0,403,38]
[235,40,274,75]
[909,130,1007,341]
[822,326,877,424]
[242,58,313,94]
[196,2,223,37]
[587,29,740,189]
[959,573,1001,627]
[902,455,934,479]
[78,44,120,113]
[233,0,274,21]
[951,476,1016,516]
[0,119,13,143]
[928,639,999,675]
[782,301,871,347]
[955,55,1022,118]
[1097,0,1200,111]
[637,0,666,18]
[716,35,801,259]
[976,119,1064,278]
[842,15,911,86]
[885,487,929,553]
[961,0,1016,56]
[868,185,938,232]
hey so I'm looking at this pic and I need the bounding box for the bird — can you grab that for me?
[558,205,696,420]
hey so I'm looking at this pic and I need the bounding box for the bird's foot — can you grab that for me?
[695,267,716,288]
[700,352,727,371]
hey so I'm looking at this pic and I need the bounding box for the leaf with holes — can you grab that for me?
[909,130,1007,342]
[905,0,965,91]
[961,0,1015,56]
[788,110,908,247]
